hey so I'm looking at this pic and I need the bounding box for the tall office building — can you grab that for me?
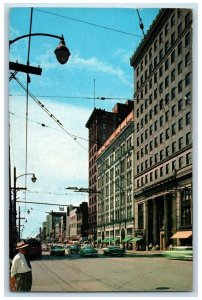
[130,9,192,249]
[85,101,133,241]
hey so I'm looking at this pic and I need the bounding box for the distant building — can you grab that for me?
[130,8,192,249]
[85,101,134,241]
[97,111,134,245]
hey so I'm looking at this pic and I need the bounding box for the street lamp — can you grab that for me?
[10,166,37,254]
[9,33,71,65]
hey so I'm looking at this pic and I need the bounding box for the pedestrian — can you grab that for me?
[10,241,32,292]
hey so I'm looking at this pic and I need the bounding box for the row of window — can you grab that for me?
[136,152,191,188]
[136,10,191,78]
[136,132,191,166]
[136,112,191,144]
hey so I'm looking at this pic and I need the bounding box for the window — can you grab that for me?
[141,61,143,71]
[165,23,169,35]
[171,88,175,100]
[185,92,191,105]
[145,113,148,124]
[178,99,183,112]
[171,69,175,82]
[160,132,163,144]
[136,67,139,77]
[160,167,163,177]
[172,105,176,117]
[165,76,169,88]
[150,172,153,181]
[172,142,176,153]
[160,115,163,127]
[149,94,153,104]
[166,163,169,174]
[160,150,164,160]
[154,120,158,131]
[154,72,157,83]
[154,39,158,51]
[178,80,183,93]
[178,41,182,55]
[149,141,153,151]
[165,41,169,53]
[159,33,163,45]
[149,124,153,135]
[185,12,191,27]
[165,110,169,122]
[149,109,153,120]
[185,72,191,86]
[186,112,191,125]
[172,123,176,135]
[150,157,153,167]
[149,47,152,58]
[166,128,169,139]
[140,133,144,144]
[171,50,175,63]
[155,169,158,180]
[154,56,157,67]
[159,66,163,77]
[166,145,169,156]
[165,58,169,71]
[178,61,182,74]
[179,156,183,168]
[159,82,163,93]
[171,32,175,45]
[178,117,183,130]
[137,108,139,118]
[186,132,191,145]
[154,104,158,115]
[172,160,176,172]
[137,137,140,147]
[145,144,148,154]
[145,71,148,80]
[159,49,163,61]
[171,14,175,27]
[178,23,182,36]
[160,99,164,110]
[149,63,153,73]
[155,153,158,163]
[154,89,158,99]
[186,152,191,165]
[145,129,148,139]
[149,78,152,88]
[179,137,183,150]
[185,52,191,67]
[141,75,144,84]
[154,137,158,147]
[145,54,148,65]
[165,93,169,105]
[185,32,191,47]
[145,99,148,109]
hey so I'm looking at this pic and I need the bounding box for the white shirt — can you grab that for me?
[11,252,31,276]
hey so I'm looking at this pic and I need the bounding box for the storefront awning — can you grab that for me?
[94,238,101,243]
[171,231,192,239]
[131,237,143,242]
[112,237,120,242]
[122,237,132,242]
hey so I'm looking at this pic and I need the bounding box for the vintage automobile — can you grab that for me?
[50,245,65,256]
[79,245,98,257]
[103,246,125,256]
[163,246,193,260]
[68,244,80,254]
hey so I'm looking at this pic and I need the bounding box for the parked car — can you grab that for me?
[50,245,65,256]
[68,244,80,254]
[103,246,125,257]
[163,246,193,260]
[79,245,98,257]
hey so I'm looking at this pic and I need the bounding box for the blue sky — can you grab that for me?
[9,6,161,239]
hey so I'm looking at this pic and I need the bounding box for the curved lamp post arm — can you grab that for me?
[9,33,64,45]
[9,33,71,64]
[16,172,37,183]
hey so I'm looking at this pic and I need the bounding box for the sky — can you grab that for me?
[8,5,161,240]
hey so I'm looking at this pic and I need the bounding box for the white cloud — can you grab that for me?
[9,96,91,192]
[34,49,133,88]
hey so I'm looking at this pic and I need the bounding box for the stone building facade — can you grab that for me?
[130,8,192,249]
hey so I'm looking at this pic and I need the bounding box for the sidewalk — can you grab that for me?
[125,249,163,257]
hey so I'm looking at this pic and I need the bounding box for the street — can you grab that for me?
[30,252,193,292]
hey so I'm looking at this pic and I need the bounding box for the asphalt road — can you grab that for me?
[31,252,193,292]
